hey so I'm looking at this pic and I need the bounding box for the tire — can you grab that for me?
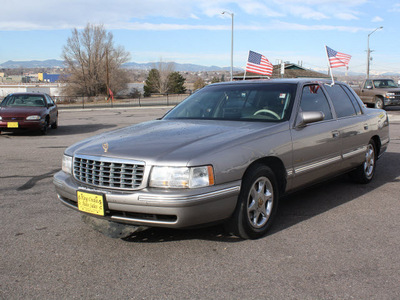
[374,97,384,109]
[41,118,49,135]
[225,164,279,239]
[349,140,377,184]
[51,115,58,129]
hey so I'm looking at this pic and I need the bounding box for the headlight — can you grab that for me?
[62,155,73,174]
[150,166,214,188]
[0,116,2,121]
[26,115,41,120]
[386,92,395,99]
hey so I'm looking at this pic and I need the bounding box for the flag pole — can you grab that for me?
[325,45,335,86]
[244,50,250,80]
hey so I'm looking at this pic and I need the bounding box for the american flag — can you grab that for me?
[246,51,273,76]
[326,46,351,69]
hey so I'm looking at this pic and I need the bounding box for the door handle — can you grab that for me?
[364,124,369,130]
[332,130,340,138]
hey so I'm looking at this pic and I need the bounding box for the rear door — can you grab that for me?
[323,84,369,169]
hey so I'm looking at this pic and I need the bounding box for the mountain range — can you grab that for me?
[0,59,242,72]
[1,59,398,76]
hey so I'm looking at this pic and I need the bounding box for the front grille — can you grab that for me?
[73,155,145,190]
[2,117,25,121]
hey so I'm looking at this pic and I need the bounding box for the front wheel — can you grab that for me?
[374,97,384,109]
[225,164,279,239]
[51,115,58,129]
[40,119,49,135]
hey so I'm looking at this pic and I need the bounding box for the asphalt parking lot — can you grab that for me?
[1,106,400,299]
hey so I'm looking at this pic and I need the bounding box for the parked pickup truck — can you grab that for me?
[353,79,400,109]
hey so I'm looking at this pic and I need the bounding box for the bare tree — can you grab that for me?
[62,23,130,97]
[152,59,175,94]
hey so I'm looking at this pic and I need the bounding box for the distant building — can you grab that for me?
[0,84,62,97]
[38,73,61,83]
[234,62,330,80]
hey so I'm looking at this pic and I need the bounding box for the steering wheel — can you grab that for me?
[253,109,280,120]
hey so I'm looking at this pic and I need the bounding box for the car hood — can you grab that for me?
[380,87,400,92]
[0,106,46,117]
[68,119,286,165]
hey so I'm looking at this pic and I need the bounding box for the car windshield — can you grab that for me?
[164,82,297,122]
[373,80,398,88]
[1,95,46,107]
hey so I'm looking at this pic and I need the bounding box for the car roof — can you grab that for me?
[7,92,48,97]
[209,78,336,86]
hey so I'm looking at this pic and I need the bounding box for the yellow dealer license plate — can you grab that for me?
[7,122,19,128]
[77,191,105,216]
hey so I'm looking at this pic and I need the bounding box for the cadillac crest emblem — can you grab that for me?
[102,142,109,153]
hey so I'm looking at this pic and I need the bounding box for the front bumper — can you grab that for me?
[53,171,241,228]
[384,98,400,106]
[0,120,45,131]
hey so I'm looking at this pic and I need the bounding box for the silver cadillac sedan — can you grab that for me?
[54,79,389,239]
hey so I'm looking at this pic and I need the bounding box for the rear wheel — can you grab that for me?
[349,140,377,184]
[225,164,279,239]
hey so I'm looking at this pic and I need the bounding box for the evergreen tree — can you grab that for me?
[167,72,186,94]
[144,69,160,97]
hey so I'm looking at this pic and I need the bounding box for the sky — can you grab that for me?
[0,0,399,74]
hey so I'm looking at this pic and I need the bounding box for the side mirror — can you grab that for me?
[296,111,325,128]
[366,85,373,89]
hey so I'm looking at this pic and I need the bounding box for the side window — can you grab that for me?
[325,84,357,118]
[45,94,55,106]
[300,84,333,120]
[364,80,372,88]
[341,85,362,115]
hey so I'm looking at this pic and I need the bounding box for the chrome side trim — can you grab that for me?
[342,146,367,159]
[295,156,341,174]
[139,186,241,205]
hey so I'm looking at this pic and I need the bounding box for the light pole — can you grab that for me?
[366,26,383,79]
[222,11,234,81]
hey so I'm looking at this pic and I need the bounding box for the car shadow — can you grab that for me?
[123,152,400,243]
[54,124,118,136]
[385,106,400,111]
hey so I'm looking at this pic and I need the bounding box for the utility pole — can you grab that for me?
[106,48,110,92]
[222,11,234,81]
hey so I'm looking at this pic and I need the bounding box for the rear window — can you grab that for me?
[324,85,357,118]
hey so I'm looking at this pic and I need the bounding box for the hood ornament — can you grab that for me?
[102,142,109,153]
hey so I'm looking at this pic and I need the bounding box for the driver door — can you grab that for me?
[290,84,342,189]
